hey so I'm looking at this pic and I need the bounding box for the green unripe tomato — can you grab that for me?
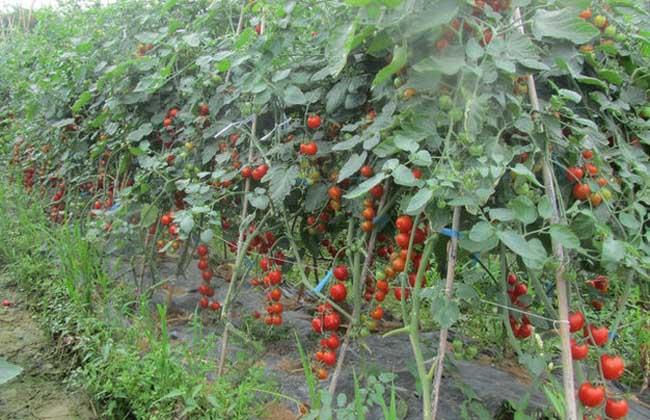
[515,182,530,195]
[601,188,613,201]
[466,345,478,359]
[593,15,607,29]
[375,271,386,281]
[640,106,650,119]
[439,94,453,111]
[603,25,617,38]
[393,77,404,88]
[308,170,320,183]
[359,327,370,338]
[469,144,483,157]
[449,107,463,123]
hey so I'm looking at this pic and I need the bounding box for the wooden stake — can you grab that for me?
[431,206,461,419]
[513,8,577,420]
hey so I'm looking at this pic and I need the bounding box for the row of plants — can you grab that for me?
[0,181,276,419]
[1,0,648,418]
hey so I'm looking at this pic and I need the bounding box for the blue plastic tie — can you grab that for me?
[243,257,254,269]
[312,269,333,294]
[438,227,461,238]
[545,282,556,296]
[373,214,388,226]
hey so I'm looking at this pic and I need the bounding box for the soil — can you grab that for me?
[140,255,650,419]
[0,279,95,420]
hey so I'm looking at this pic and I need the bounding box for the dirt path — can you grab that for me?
[0,280,95,420]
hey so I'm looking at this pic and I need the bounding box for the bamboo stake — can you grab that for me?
[216,116,256,377]
[513,8,577,420]
[430,206,461,419]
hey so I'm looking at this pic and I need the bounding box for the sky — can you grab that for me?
[0,0,116,11]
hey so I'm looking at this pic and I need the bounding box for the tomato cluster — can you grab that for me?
[566,149,611,206]
[505,273,533,339]
[195,244,221,311]
[311,303,342,379]
[572,300,628,418]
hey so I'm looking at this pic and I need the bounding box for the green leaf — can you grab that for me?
[432,297,460,329]
[549,225,580,249]
[337,152,367,183]
[200,229,214,243]
[332,135,363,151]
[140,204,159,227]
[183,33,200,47]
[406,188,432,215]
[519,354,547,377]
[489,208,515,222]
[597,68,623,85]
[455,284,479,301]
[619,213,640,231]
[0,357,22,385]
[326,21,357,78]
[71,91,92,113]
[344,173,386,199]
[400,0,458,38]
[410,150,432,166]
[127,123,153,142]
[558,89,582,103]
[497,230,547,262]
[305,184,329,212]
[469,221,494,242]
[284,85,306,105]
[326,79,349,113]
[266,165,300,205]
[372,44,407,88]
[532,8,600,44]
[509,196,537,225]
[392,164,418,187]
[538,197,553,219]
[601,236,625,265]
[511,164,543,188]
[413,48,465,75]
[393,134,419,153]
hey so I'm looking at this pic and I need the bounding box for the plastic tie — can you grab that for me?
[438,227,461,238]
[312,269,333,294]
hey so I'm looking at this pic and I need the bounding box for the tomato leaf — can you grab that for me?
[509,196,537,225]
[284,85,306,105]
[127,123,153,142]
[0,358,23,385]
[532,8,600,44]
[140,204,159,227]
[337,151,367,183]
[432,296,460,329]
[549,225,580,249]
[405,188,432,215]
[372,43,407,88]
[266,165,300,205]
[343,173,386,199]
[497,230,547,263]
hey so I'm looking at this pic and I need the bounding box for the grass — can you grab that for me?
[0,180,275,419]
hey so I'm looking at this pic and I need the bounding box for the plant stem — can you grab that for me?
[408,238,434,419]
